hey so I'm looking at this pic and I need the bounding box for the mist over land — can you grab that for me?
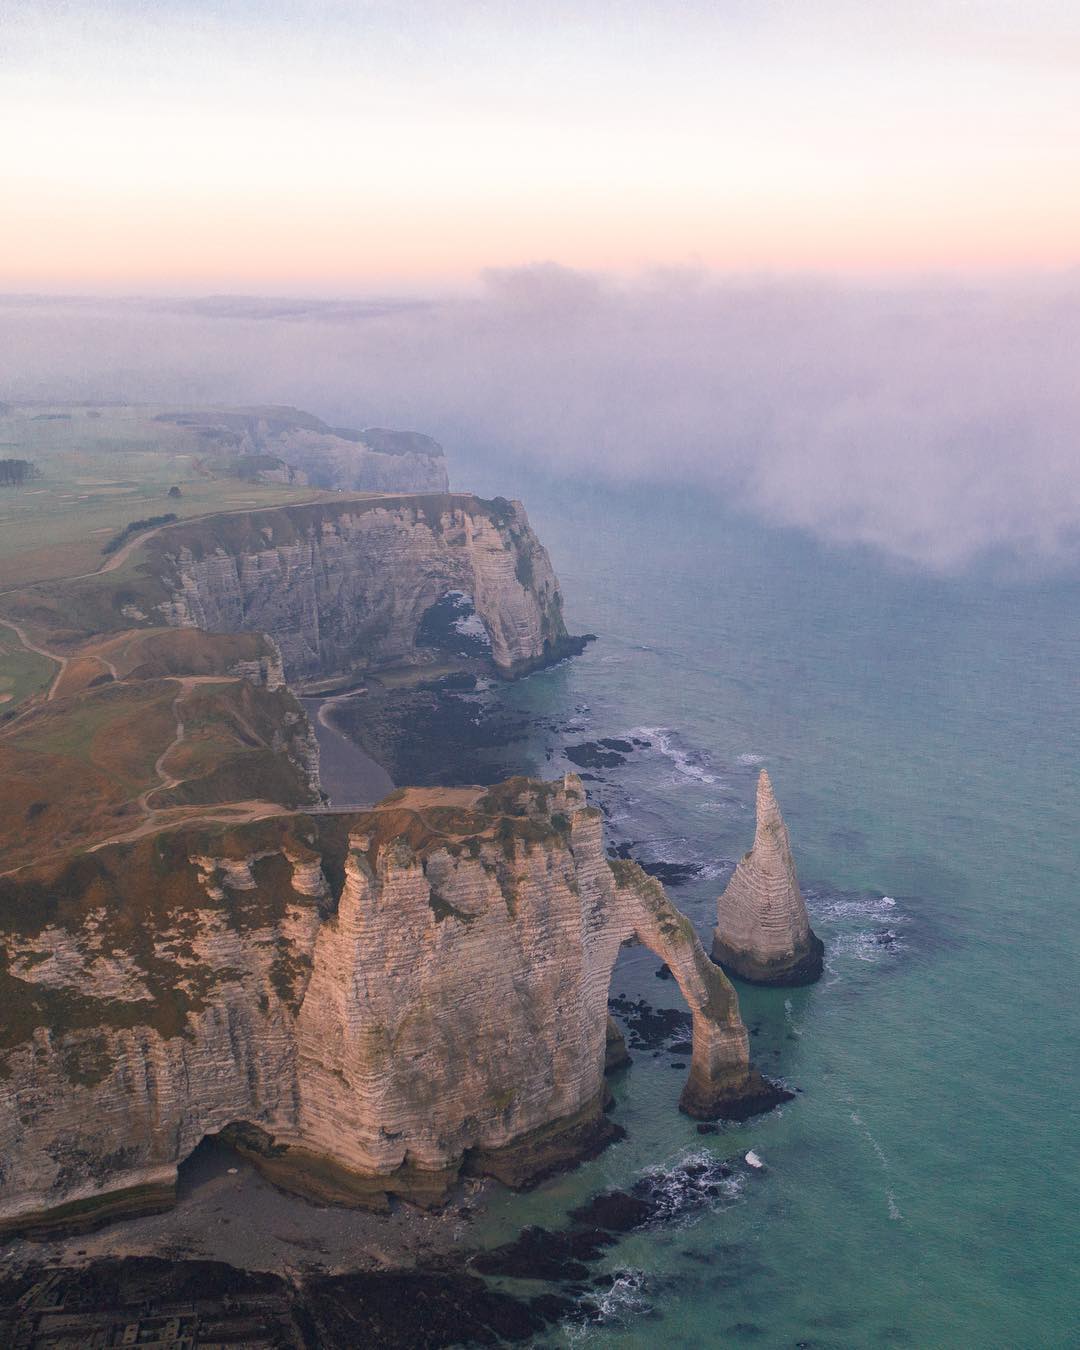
[3,266,1078,572]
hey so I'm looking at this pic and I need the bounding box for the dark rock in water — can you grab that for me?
[671,1061,687,1069]
[305,1267,571,1346]
[642,860,701,887]
[669,1039,693,1055]
[655,962,673,980]
[631,737,652,748]
[608,994,692,1051]
[417,671,478,692]
[569,1191,655,1233]
[0,1256,571,1350]
[609,841,701,888]
[565,741,627,769]
[471,1225,615,1283]
[696,1122,720,1135]
[627,1152,739,1225]
[598,737,635,753]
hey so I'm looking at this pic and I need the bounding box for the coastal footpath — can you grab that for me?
[0,423,783,1240]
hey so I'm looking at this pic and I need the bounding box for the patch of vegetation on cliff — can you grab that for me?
[428,890,476,924]
[477,775,558,819]
[61,1034,114,1088]
[0,815,329,1051]
[514,550,535,589]
[269,939,313,1011]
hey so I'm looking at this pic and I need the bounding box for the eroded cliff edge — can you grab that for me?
[151,494,584,680]
[0,775,784,1236]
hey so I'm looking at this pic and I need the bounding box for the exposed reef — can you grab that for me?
[0,775,782,1237]
[711,769,824,986]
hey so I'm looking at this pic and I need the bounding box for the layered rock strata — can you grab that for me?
[156,407,450,493]
[711,769,824,985]
[149,496,583,680]
[277,425,451,494]
[0,776,781,1236]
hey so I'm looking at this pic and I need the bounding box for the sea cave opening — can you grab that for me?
[416,590,492,661]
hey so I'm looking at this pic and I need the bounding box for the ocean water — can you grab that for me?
[421,467,1079,1348]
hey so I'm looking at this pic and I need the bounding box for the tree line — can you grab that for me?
[0,459,41,487]
[101,513,178,555]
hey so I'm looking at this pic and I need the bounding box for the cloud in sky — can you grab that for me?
[1,1,1079,286]
[2,268,1078,572]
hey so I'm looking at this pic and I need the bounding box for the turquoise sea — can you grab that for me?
[432,465,1080,1349]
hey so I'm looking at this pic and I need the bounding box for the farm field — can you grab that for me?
[0,403,336,587]
[0,622,55,712]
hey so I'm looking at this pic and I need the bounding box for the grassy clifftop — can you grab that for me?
[0,492,532,652]
[0,637,318,873]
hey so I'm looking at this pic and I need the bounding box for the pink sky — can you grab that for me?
[2,2,1078,292]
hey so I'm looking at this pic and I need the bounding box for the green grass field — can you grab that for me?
[0,623,55,712]
[0,404,335,588]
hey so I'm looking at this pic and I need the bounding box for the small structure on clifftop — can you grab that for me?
[711,769,824,985]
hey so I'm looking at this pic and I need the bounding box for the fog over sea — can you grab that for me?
[369,459,1079,1347]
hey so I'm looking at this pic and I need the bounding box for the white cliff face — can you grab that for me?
[272,427,450,494]
[0,776,780,1235]
[152,497,575,680]
[711,769,824,985]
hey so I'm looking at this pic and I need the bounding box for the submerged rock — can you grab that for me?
[711,769,824,986]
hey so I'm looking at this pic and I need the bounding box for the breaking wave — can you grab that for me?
[630,726,720,785]
[633,1148,746,1230]
[808,890,909,969]
[567,1269,653,1341]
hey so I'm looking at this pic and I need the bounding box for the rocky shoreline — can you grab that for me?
[0,668,797,1346]
[1,1139,765,1348]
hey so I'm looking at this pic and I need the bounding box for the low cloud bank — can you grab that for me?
[2,267,1078,571]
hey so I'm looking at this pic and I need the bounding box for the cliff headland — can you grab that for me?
[0,404,782,1262]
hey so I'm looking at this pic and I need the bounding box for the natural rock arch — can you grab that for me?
[0,775,786,1233]
[603,859,787,1119]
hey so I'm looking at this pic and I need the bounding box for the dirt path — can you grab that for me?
[138,683,189,814]
[0,615,67,705]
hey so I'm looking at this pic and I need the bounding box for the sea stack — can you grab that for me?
[711,769,824,985]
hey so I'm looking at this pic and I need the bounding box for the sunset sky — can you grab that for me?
[2,0,1078,293]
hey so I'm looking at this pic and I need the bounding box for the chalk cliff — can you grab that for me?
[155,408,449,494]
[0,775,783,1236]
[148,495,583,680]
[276,426,451,494]
[711,769,824,985]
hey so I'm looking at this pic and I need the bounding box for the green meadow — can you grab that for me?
[0,404,332,589]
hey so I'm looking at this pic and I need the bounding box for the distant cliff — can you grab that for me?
[149,494,584,679]
[0,775,784,1236]
[155,407,449,494]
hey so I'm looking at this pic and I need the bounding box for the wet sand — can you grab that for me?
[2,1137,486,1279]
[302,693,395,806]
